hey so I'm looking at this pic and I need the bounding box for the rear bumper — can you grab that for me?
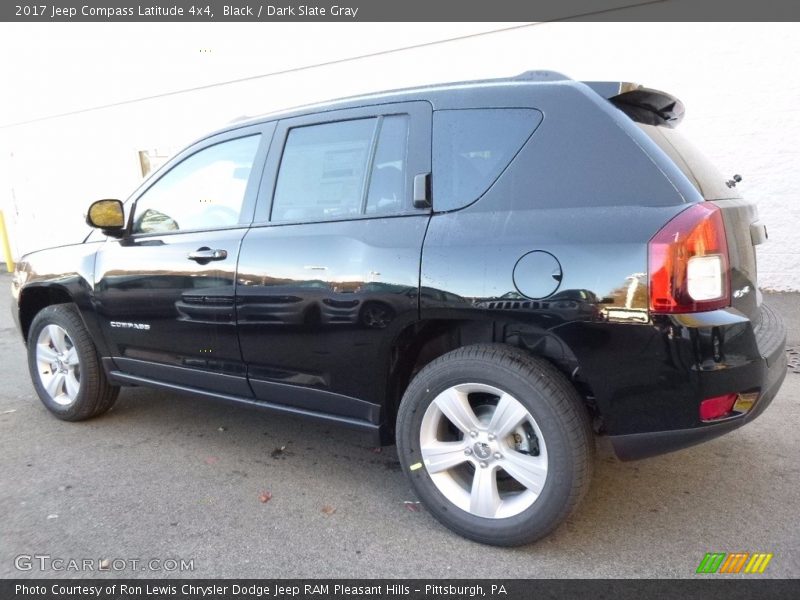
[609,303,787,461]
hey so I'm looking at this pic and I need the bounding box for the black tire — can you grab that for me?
[396,344,594,546]
[27,304,119,421]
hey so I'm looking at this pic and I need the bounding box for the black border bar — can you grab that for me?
[3,0,800,22]
[3,580,800,600]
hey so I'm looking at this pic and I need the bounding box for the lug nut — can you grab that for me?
[493,452,502,460]
[469,431,478,438]
[488,433,495,441]
[464,448,473,456]
[479,461,488,469]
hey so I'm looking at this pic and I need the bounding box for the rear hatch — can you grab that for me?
[636,123,763,323]
[589,82,764,323]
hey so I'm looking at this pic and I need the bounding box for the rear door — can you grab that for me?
[236,102,431,427]
[94,124,273,396]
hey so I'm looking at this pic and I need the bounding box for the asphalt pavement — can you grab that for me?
[1,272,798,578]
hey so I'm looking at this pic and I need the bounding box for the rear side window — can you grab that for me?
[366,115,409,215]
[272,119,374,222]
[637,124,737,200]
[433,109,542,212]
[272,115,409,222]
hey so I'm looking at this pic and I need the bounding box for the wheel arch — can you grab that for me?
[17,281,111,358]
[384,318,597,437]
[18,284,75,342]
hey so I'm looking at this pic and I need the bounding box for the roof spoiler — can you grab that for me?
[584,81,685,128]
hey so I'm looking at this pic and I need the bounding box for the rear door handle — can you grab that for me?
[188,247,228,263]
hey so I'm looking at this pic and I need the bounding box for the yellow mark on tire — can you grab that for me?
[409,462,423,471]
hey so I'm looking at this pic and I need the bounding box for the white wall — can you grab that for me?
[1,22,798,289]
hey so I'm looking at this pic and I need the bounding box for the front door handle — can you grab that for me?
[188,247,228,263]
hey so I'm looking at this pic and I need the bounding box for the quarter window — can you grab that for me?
[132,135,261,235]
[271,115,410,222]
[433,109,541,212]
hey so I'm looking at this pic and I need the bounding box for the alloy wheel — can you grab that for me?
[36,324,81,406]
[419,382,548,519]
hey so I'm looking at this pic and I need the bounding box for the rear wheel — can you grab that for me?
[27,304,119,421]
[396,344,593,546]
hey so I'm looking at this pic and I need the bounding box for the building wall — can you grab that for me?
[1,22,798,289]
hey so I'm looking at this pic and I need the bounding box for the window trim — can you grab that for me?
[359,116,384,215]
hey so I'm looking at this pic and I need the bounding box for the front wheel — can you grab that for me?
[27,304,119,421]
[396,344,594,546]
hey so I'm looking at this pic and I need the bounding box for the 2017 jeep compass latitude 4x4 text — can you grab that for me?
[11,71,787,546]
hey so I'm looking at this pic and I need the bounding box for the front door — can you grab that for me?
[93,125,272,396]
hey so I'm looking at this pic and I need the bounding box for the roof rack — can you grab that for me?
[512,70,571,82]
[228,70,575,126]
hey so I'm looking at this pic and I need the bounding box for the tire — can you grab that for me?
[396,344,594,546]
[27,304,119,421]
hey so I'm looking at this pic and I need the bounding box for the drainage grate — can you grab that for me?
[788,346,800,374]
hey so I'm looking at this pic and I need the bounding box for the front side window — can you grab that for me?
[132,135,261,234]
[271,115,409,222]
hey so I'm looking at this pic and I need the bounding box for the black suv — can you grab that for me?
[11,72,787,546]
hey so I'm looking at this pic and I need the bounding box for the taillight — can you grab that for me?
[649,203,730,313]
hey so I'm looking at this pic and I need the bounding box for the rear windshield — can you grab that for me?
[637,124,739,200]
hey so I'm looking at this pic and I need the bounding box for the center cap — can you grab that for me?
[472,441,492,460]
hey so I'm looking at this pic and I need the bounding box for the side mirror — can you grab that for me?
[86,199,125,237]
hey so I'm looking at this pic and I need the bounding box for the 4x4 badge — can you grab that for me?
[733,285,751,299]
